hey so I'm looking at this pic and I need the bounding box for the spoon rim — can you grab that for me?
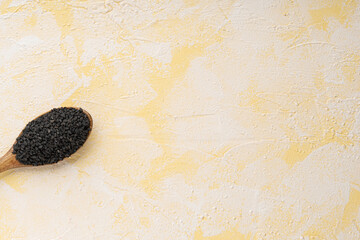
[12,107,93,166]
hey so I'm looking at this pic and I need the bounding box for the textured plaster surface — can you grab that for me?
[0,0,360,239]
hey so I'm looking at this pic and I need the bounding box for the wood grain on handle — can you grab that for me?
[0,147,24,173]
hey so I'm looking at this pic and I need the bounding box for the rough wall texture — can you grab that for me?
[0,0,360,239]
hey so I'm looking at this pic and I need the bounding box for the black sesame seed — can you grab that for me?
[12,107,91,166]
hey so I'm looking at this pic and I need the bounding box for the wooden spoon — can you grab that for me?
[0,108,93,174]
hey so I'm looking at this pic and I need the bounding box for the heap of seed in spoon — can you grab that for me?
[13,107,91,166]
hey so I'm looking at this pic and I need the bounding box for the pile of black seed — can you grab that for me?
[13,107,91,166]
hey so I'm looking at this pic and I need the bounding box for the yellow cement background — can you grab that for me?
[0,0,360,239]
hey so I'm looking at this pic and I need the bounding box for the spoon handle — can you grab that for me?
[0,148,23,173]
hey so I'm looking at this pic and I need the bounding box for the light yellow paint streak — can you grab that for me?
[282,142,315,166]
[25,13,37,27]
[282,120,354,166]
[314,71,325,89]
[38,0,74,37]
[341,54,360,83]
[0,0,27,14]
[309,0,358,30]
[194,228,250,240]
[340,187,360,230]
[184,0,201,7]
[140,217,150,228]
[1,172,27,193]
[138,44,207,193]
[138,19,224,193]
[238,77,355,167]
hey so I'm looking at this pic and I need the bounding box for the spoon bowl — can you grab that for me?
[0,107,92,174]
